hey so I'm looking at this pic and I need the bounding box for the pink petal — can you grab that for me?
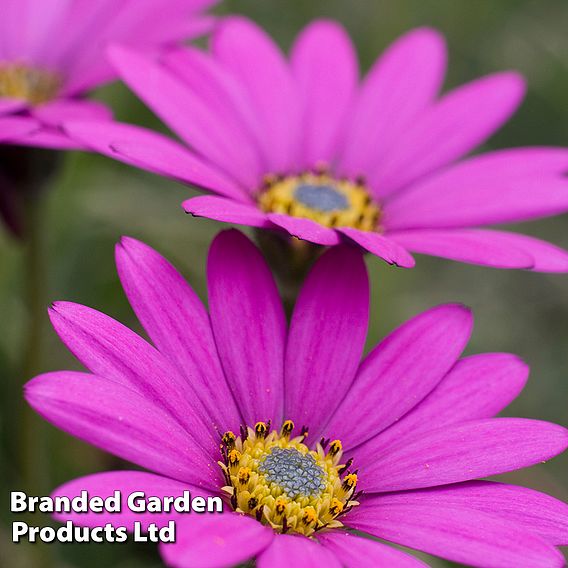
[290,20,358,168]
[25,371,219,489]
[0,98,27,116]
[360,353,528,456]
[108,45,262,188]
[267,213,341,246]
[284,246,369,440]
[64,120,245,201]
[469,230,568,273]
[339,28,446,179]
[160,513,273,568]
[12,127,83,150]
[161,46,266,185]
[257,534,342,568]
[52,471,211,530]
[385,147,568,229]
[59,0,219,95]
[0,117,39,142]
[358,418,568,493]
[318,532,427,567]
[387,228,535,269]
[183,195,271,228]
[338,227,415,267]
[212,16,302,174]
[326,304,472,449]
[371,72,526,197]
[347,499,564,568]
[357,481,568,545]
[48,301,215,446]
[115,237,242,433]
[31,99,113,127]
[207,230,286,425]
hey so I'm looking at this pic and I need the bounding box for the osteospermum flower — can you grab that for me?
[64,17,568,271]
[26,230,568,567]
[0,0,218,149]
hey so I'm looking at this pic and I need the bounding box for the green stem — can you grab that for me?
[20,191,48,492]
[255,230,323,318]
[18,192,53,568]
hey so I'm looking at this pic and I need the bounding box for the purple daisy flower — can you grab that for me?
[26,230,568,567]
[64,17,568,271]
[0,0,218,149]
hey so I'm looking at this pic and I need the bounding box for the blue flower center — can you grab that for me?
[258,447,325,499]
[294,183,349,212]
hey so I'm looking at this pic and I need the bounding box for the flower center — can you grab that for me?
[258,169,381,232]
[0,63,61,105]
[258,447,325,499]
[219,420,359,537]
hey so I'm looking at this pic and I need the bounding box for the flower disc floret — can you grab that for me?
[219,420,359,537]
[0,63,61,105]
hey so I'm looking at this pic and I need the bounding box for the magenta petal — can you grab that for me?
[0,98,27,116]
[468,230,568,273]
[318,532,427,568]
[361,353,528,455]
[183,195,271,228]
[108,46,262,188]
[48,301,215,446]
[340,28,446,179]
[64,120,245,201]
[32,99,113,127]
[160,513,273,568]
[212,16,302,173]
[373,72,526,196]
[347,499,564,568]
[25,372,218,489]
[357,481,568,545]
[359,418,568,493]
[291,20,357,168]
[12,127,84,150]
[385,147,568,229]
[267,213,341,246]
[52,471,211,530]
[327,304,472,449]
[0,117,39,142]
[338,227,415,267]
[285,246,369,440]
[387,228,535,269]
[115,237,242,432]
[257,534,342,568]
[207,230,286,424]
[162,46,266,180]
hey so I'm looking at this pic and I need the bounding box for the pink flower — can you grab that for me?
[26,230,568,567]
[65,17,568,271]
[0,0,218,149]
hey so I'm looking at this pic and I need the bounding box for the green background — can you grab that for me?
[1,0,567,566]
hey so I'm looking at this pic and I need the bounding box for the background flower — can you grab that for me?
[65,16,568,271]
[26,230,568,567]
[0,0,218,149]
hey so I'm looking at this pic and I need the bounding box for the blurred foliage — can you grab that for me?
[1,0,567,566]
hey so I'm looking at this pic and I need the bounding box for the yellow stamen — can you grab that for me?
[281,420,295,438]
[255,421,269,439]
[228,449,241,466]
[0,63,60,106]
[328,440,342,457]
